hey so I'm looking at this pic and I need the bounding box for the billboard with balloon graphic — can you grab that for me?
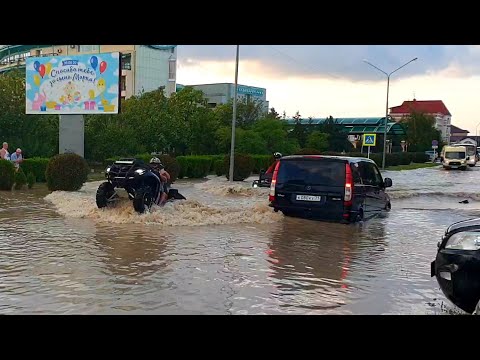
[25,52,120,114]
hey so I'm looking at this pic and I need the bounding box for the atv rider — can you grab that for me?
[149,157,171,206]
[265,152,283,176]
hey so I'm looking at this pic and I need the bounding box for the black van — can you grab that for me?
[268,155,392,222]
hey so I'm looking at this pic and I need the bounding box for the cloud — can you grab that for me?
[111,67,119,77]
[26,83,31,90]
[50,58,58,63]
[111,52,119,59]
[178,45,480,82]
[107,85,118,94]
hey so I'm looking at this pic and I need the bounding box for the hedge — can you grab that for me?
[21,157,50,182]
[223,154,254,181]
[177,156,212,179]
[0,160,15,191]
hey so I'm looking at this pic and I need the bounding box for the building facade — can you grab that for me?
[449,125,469,144]
[389,99,452,144]
[182,83,269,112]
[0,45,177,99]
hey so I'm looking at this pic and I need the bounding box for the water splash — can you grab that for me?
[44,180,281,226]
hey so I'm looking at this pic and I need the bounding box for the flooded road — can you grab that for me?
[1,165,479,314]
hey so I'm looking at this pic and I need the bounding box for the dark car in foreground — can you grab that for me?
[432,218,480,314]
[268,155,392,223]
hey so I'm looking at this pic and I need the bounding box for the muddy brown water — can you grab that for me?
[1,166,478,314]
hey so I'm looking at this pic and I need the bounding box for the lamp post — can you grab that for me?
[229,45,240,183]
[363,57,418,170]
[475,121,480,147]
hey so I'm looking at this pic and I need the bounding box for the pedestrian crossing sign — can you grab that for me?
[363,134,376,146]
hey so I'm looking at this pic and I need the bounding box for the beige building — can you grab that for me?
[0,45,177,99]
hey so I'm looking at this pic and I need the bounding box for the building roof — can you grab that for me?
[390,99,451,116]
[283,117,405,136]
[450,125,468,134]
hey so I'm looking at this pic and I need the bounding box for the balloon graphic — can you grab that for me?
[34,61,40,72]
[99,61,107,74]
[90,56,98,71]
[45,63,52,77]
[38,64,46,78]
[33,74,40,86]
[88,89,95,99]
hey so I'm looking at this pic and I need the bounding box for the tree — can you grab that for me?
[400,112,442,152]
[214,97,266,128]
[0,70,58,158]
[306,131,329,151]
[266,107,281,120]
[252,118,299,154]
[317,116,353,152]
[289,111,309,148]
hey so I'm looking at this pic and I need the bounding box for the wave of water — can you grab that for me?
[44,179,282,226]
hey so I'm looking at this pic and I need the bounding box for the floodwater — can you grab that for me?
[1,165,479,314]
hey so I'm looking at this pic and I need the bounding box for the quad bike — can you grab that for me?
[96,158,186,214]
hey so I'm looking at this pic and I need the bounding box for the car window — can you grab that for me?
[351,163,362,185]
[371,164,384,187]
[358,161,382,187]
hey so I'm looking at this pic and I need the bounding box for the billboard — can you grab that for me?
[26,52,120,114]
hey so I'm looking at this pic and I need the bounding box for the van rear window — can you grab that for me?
[277,159,345,186]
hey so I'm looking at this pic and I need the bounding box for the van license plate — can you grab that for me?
[296,195,322,202]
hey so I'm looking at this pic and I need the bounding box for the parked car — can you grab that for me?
[268,155,392,223]
[431,218,480,314]
[425,150,438,162]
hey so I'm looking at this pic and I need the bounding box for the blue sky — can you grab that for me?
[177,45,480,134]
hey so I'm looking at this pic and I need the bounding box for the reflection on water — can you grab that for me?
[1,167,480,314]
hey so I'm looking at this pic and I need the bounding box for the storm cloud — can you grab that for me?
[178,45,480,81]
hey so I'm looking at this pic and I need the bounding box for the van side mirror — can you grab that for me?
[467,156,470,160]
[384,178,392,188]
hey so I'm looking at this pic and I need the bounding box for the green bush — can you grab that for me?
[46,153,90,191]
[411,152,429,163]
[27,172,36,189]
[294,148,323,155]
[14,169,27,190]
[398,152,411,165]
[251,155,273,174]
[224,154,254,181]
[177,156,212,179]
[208,155,225,172]
[21,157,49,182]
[214,160,225,176]
[0,160,15,191]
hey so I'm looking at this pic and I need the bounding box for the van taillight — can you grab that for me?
[269,161,281,202]
[344,163,353,206]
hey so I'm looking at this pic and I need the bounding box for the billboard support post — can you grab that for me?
[59,115,84,157]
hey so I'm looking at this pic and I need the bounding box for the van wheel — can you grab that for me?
[385,202,391,211]
[461,167,467,171]
[282,210,293,217]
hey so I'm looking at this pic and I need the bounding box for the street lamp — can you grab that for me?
[475,121,480,147]
[363,57,418,170]
[229,45,240,183]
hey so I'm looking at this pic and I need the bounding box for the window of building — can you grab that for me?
[168,59,176,80]
[120,76,127,91]
[80,45,100,52]
[121,53,132,70]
